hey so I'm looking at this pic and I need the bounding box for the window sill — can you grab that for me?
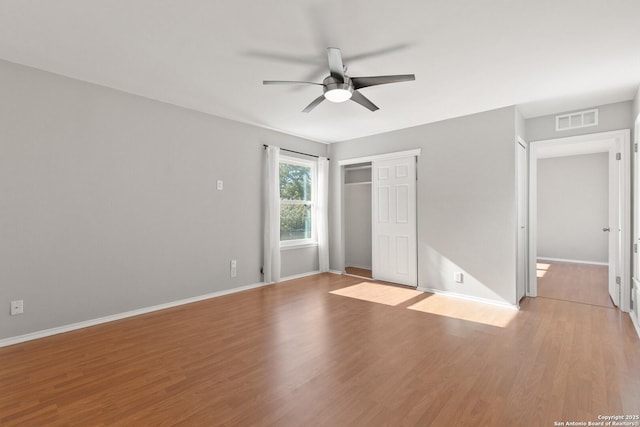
[280,242,319,251]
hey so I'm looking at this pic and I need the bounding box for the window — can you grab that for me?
[279,156,316,246]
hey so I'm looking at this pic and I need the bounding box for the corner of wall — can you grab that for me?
[514,106,527,142]
[632,85,640,123]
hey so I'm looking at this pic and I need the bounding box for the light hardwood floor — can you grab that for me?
[1,273,639,426]
[345,266,373,279]
[537,260,614,308]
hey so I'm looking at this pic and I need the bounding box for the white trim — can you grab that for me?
[633,116,640,339]
[280,242,318,251]
[528,129,631,312]
[537,257,608,266]
[337,148,421,166]
[0,281,268,348]
[631,280,640,339]
[278,270,321,282]
[516,136,529,303]
[329,269,343,275]
[631,309,640,340]
[417,287,520,311]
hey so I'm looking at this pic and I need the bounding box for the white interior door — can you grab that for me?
[608,145,621,306]
[516,142,528,302]
[372,156,417,286]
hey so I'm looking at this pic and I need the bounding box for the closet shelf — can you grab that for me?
[345,165,372,171]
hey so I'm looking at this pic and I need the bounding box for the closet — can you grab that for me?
[343,163,373,278]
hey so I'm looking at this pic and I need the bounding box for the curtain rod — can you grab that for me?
[263,144,329,160]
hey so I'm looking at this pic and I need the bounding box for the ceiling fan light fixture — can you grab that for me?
[323,76,354,103]
[324,88,353,103]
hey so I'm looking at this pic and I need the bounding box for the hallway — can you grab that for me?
[537,260,614,308]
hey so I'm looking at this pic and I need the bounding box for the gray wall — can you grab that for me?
[515,107,526,141]
[281,247,319,278]
[537,153,608,263]
[329,106,518,305]
[526,101,632,142]
[0,59,326,340]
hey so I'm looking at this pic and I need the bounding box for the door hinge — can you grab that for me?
[616,276,621,285]
[634,243,638,254]
[635,143,638,153]
[616,152,621,160]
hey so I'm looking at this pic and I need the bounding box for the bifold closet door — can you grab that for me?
[372,156,417,286]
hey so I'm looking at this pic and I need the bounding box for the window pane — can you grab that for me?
[280,203,312,241]
[280,163,311,201]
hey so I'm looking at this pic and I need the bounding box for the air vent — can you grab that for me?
[555,109,598,131]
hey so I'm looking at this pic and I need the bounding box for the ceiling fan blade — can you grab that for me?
[327,47,345,82]
[351,74,415,90]
[245,49,323,66]
[303,95,326,113]
[263,80,322,86]
[347,43,412,62]
[350,91,379,112]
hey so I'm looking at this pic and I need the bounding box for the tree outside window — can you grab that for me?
[279,159,315,243]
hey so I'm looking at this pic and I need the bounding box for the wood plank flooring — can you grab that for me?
[1,273,639,426]
[537,260,614,308]
[345,266,373,279]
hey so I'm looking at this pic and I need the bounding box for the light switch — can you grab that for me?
[217,180,223,190]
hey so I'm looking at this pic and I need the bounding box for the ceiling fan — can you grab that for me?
[263,47,415,113]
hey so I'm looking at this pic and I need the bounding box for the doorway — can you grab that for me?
[344,162,373,279]
[339,149,421,287]
[528,130,631,312]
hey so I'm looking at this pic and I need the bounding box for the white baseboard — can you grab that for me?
[537,257,608,266]
[0,281,268,348]
[631,310,640,340]
[329,269,343,275]
[279,270,321,282]
[632,284,640,340]
[417,287,519,311]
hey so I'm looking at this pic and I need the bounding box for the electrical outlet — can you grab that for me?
[216,180,224,190]
[230,259,237,278]
[454,272,464,283]
[11,300,23,316]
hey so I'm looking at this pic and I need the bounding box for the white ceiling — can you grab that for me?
[0,1,639,143]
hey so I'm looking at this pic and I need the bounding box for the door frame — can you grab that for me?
[528,129,631,312]
[516,137,528,303]
[633,117,640,330]
[338,149,421,279]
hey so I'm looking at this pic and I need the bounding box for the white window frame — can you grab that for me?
[279,156,318,249]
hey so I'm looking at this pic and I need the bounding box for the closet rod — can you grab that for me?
[263,144,329,160]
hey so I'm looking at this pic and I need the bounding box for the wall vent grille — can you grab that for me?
[555,109,598,131]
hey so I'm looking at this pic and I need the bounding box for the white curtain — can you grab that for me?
[317,156,330,272]
[263,146,281,283]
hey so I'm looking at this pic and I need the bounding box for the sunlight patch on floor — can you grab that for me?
[537,262,551,278]
[330,282,423,306]
[407,294,518,327]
